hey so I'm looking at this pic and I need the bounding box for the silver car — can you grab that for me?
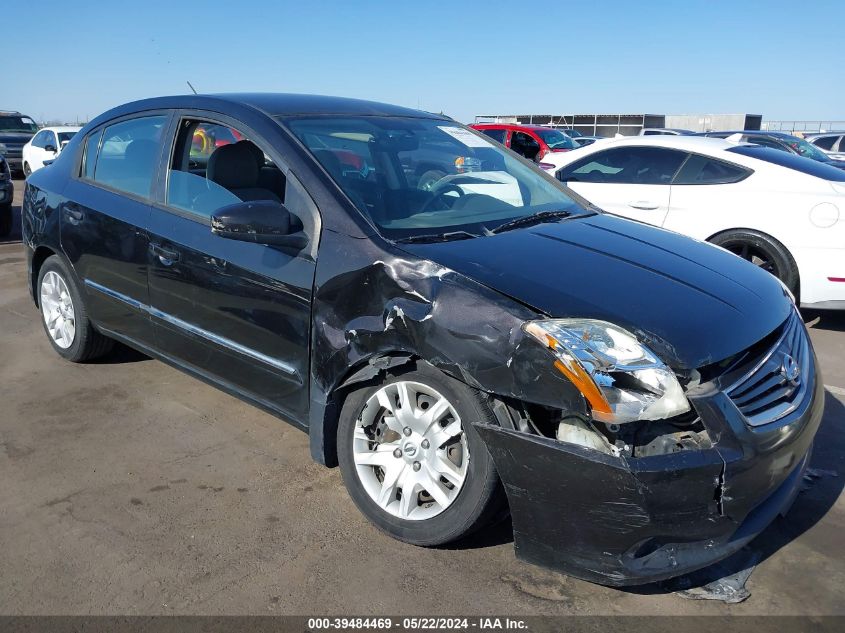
[805,132,845,161]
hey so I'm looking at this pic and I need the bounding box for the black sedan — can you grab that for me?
[21,94,822,586]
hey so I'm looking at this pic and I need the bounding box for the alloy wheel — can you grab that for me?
[353,380,470,520]
[40,271,76,349]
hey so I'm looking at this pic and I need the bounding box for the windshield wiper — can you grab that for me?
[491,210,574,234]
[395,230,479,244]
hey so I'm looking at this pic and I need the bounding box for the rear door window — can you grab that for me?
[558,147,687,184]
[480,128,507,143]
[93,116,167,198]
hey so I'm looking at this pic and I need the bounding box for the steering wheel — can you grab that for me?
[419,183,465,213]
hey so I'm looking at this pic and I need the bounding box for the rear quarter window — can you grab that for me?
[672,153,752,185]
[726,145,845,182]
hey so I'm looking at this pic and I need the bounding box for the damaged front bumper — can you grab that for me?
[476,339,824,586]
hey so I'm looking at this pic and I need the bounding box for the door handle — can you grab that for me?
[63,204,84,225]
[150,243,181,266]
[627,200,659,210]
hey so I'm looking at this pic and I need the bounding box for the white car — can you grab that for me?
[22,126,81,176]
[540,135,845,309]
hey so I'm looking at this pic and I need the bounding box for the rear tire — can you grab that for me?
[710,229,800,299]
[37,255,113,362]
[0,203,11,238]
[337,363,505,546]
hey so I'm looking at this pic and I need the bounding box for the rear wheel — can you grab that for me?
[337,363,504,546]
[37,256,113,362]
[0,203,11,237]
[710,229,800,298]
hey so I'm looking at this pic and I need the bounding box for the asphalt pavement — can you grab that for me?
[1,180,843,615]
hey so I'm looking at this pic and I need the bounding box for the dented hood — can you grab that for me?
[400,213,792,369]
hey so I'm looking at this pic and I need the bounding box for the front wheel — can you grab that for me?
[710,229,800,298]
[37,255,113,362]
[337,363,505,546]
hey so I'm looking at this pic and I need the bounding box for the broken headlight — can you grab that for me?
[524,319,690,424]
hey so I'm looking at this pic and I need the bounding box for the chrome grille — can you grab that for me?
[726,311,810,426]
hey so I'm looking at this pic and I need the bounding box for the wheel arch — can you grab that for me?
[309,352,420,468]
[30,245,59,307]
[706,226,801,298]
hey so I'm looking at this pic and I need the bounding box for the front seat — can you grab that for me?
[207,142,281,203]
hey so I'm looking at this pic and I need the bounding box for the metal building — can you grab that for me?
[473,113,763,136]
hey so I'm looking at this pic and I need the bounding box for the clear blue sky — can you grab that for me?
[7,0,844,124]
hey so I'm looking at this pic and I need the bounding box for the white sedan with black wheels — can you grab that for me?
[540,135,845,310]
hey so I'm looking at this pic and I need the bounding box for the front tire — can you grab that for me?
[37,256,113,362]
[710,229,800,298]
[337,363,504,546]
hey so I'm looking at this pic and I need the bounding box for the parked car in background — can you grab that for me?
[542,135,845,309]
[639,128,694,136]
[0,152,12,236]
[805,132,845,161]
[22,126,81,176]
[572,135,603,148]
[470,123,577,162]
[22,93,820,587]
[699,131,845,171]
[0,110,39,174]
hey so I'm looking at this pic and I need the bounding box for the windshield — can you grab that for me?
[283,116,586,239]
[534,129,577,150]
[0,115,38,133]
[786,137,830,162]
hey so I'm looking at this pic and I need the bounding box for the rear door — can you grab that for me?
[61,113,170,344]
[557,146,687,227]
[146,113,319,422]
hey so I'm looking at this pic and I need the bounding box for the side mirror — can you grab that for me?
[211,200,308,250]
[44,144,57,153]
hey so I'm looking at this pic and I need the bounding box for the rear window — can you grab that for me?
[726,145,845,181]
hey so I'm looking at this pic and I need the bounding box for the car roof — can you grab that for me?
[707,130,794,139]
[805,131,845,137]
[472,123,558,132]
[575,135,743,152]
[39,126,82,132]
[91,93,447,125]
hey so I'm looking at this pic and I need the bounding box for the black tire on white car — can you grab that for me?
[710,229,800,299]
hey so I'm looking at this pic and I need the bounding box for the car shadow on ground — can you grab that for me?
[803,308,845,333]
[0,187,22,245]
[624,390,844,595]
[90,343,151,364]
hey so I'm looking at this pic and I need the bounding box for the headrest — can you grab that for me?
[208,142,260,189]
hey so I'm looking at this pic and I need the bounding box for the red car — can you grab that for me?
[470,123,577,163]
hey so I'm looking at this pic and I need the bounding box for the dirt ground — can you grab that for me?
[1,180,843,615]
